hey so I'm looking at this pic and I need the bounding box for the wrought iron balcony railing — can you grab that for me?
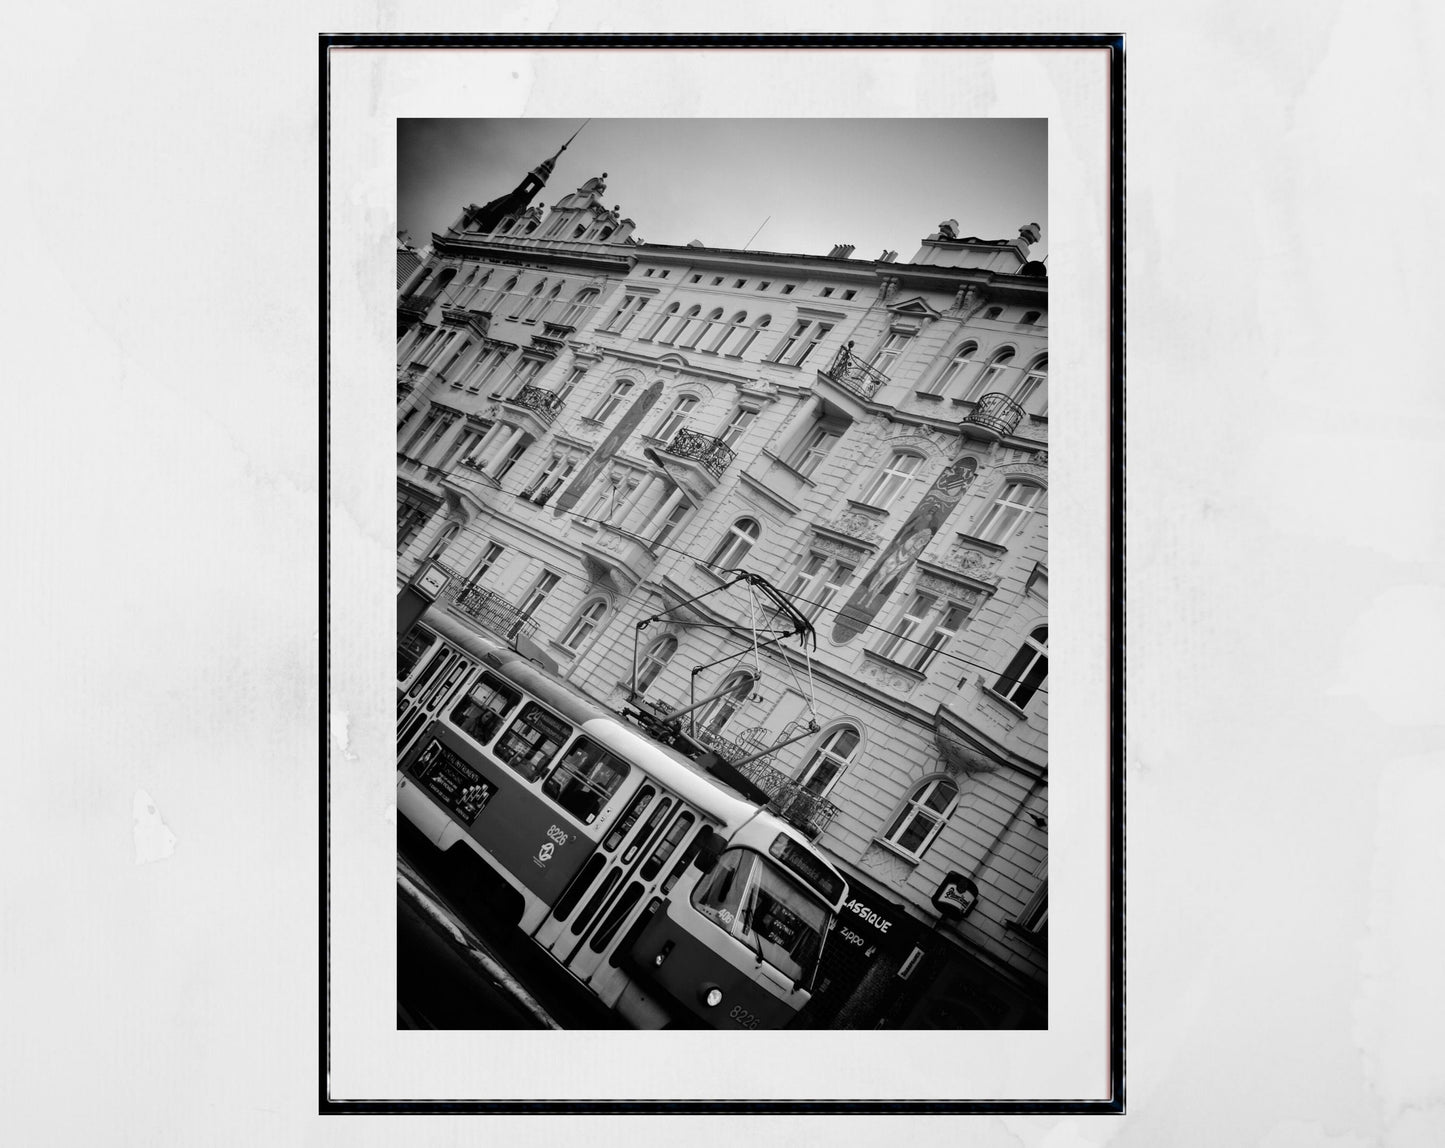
[822,343,889,401]
[449,583,539,641]
[766,782,840,841]
[699,737,839,840]
[495,383,564,426]
[961,392,1025,440]
[663,426,735,480]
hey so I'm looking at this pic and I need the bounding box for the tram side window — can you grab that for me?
[397,625,437,682]
[450,673,522,747]
[541,738,630,824]
[494,702,573,782]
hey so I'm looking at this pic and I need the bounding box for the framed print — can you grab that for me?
[325,32,1122,1114]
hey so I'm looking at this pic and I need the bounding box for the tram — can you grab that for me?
[396,605,849,1030]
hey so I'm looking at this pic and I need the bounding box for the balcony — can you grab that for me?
[398,292,435,324]
[959,392,1024,443]
[660,426,735,480]
[692,731,840,840]
[491,383,565,433]
[580,525,658,593]
[530,320,578,355]
[821,343,889,402]
[446,583,539,642]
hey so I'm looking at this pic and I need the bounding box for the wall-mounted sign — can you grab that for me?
[414,561,451,598]
[931,871,979,920]
[834,887,922,961]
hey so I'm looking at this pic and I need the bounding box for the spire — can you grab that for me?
[531,120,588,183]
[466,122,587,234]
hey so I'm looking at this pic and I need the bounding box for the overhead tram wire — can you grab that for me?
[428,473,1048,698]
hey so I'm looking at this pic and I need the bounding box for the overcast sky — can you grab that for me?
[399,119,1047,265]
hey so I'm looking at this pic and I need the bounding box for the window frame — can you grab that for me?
[560,597,609,652]
[879,775,960,860]
[994,625,1048,709]
[795,724,861,797]
[973,480,1045,544]
[861,451,925,509]
[707,517,761,571]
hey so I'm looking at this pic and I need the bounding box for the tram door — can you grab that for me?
[534,781,703,994]
[397,644,475,759]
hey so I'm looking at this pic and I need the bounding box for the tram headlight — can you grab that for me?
[699,984,724,1008]
[654,941,675,967]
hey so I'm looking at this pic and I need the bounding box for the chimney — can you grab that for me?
[937,219,959,240]
[1018,222,1042,249]
[828,244,855,259]
[878,249,898,263]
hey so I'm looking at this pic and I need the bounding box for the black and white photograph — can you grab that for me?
[392,118,1054,1035]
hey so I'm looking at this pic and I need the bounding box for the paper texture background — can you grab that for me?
[5,4,1442,1144]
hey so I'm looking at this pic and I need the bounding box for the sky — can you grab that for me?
[398,119,1047,265]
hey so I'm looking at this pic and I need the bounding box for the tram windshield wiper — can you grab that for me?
[739,889,766,967]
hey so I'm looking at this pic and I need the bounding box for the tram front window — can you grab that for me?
[691,849,828,988]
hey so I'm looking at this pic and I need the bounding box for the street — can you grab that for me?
[397,826,626,1030]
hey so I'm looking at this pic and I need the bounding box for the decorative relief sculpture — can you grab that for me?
[824,512,883,545]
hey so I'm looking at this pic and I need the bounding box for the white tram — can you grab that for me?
[397,606,848,1029]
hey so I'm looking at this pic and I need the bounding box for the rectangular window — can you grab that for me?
[869,331,912,375]
[785,554,855,620]
[877,592,937,663]
[517,571,559,620]
[495,702,573,782]
[449,672,523,747]
[911,601,969,671]
[650,502,691,548]
[467,541,505,584]
[397,624,438,683]
[793,322,833,366]
[593,379,636,422]
[787,424,842,479]
[541,738,631,824]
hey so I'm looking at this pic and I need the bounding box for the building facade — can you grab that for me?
[396,149,1049,1029]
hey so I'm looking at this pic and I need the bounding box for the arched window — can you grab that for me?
[572,223,588,239]
[995,626,1047,708]
[964,349,1015,400]
[523,219,539,235]
[591,378,636,422]
[732,315,771,356]
[462,270,491,306]
[1013,356,1047,413]
[424,521,460,563]
[528,282,563,323]
[708,311,747,353]
[683,308,724,350]
[1019,310,1041,326]
[862,451,925,509]
[707,518,760,570]
[635,636,678,695]
[797,725,861,796]
[974,481,1044,543]
[490,275,518,313]
[922,341,977,396]
[663,305,700,345]
[653,394,699,443]
[983,306,1004,320]
[598,226,614,242]
[641,302,680,341]
[561,598,609,651]
[880,776,959,858]
[696,671,756,740]
[511,279,546,320]
[557,287,598,327]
